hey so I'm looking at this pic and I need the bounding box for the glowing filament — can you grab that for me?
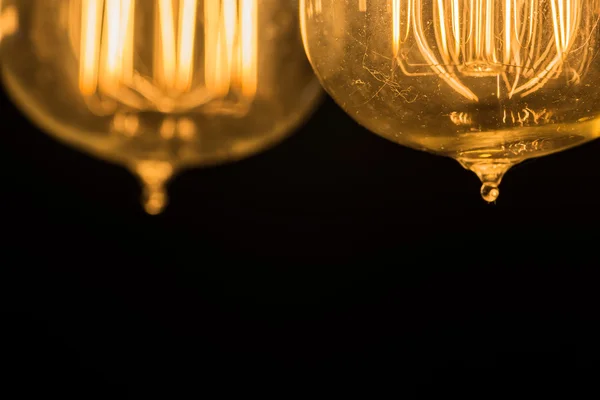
[76,0,259,110]
[156,0,177,89]
[79,0,102,95]
[392,0,586,101]
[239,0,258,97]
[99,0,133,91]
[176,0,198,92]
[392,0,401,58]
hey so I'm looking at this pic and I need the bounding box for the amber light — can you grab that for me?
[0,0,322,214]
[301,0,600,201]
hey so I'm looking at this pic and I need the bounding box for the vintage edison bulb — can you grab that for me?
[301,0,600,201]
[0,0,321,214]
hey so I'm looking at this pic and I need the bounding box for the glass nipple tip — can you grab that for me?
[480,182,500,203]
[134,160,174,216]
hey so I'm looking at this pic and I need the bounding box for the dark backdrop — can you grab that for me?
[1,85,598,394]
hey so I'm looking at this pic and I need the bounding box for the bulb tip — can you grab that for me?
[480,182,500,203]
[143,185,168,215]
[134,160,174,215]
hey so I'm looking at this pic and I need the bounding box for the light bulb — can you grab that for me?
[0,0,322,214]
[301,0,600,201]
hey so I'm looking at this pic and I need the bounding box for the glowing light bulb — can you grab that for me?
[0,0,322,214]
[301,0,600,201]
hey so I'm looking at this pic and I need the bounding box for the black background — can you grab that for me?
[1,83,598,394]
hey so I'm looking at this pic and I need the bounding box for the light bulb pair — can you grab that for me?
[3,0,600,211]
[301,0,600,201]
[0,0,322,214]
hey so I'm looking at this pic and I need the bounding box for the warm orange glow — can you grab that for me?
[176,0,198,92]
[156,0,177,89]
[79,0,102,95]
[239,0,258,97]
[392,0,584,101]
[2,0,321,216]
[99,0,126,91]
[300,0,600,204]
[77,0,259,108]
[392,0,401,58]
[0,0,19,43]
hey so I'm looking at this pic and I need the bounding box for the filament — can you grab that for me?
[393,0,586,100]
[75,0,259,110]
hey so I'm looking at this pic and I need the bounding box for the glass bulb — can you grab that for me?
[0,0,322,214]
[301,0,600,201]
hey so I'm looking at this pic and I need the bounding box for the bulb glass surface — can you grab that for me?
[301,0,600,201]
[0,0,321,214]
